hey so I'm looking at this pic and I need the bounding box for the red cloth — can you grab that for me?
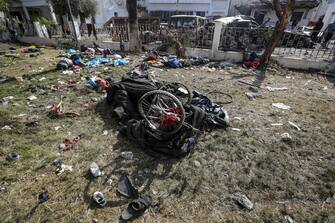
[159,106,182,130]
[243,60,261,70]
[96,78,110,91]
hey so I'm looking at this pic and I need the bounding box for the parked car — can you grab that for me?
[168,15,208,46]
[215,15,315,50]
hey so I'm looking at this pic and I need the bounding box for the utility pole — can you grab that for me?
[66,0,78,47]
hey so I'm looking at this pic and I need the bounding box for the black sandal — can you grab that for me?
[121,196,151,221]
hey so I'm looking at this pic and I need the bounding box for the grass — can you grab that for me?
[0,45,335,222]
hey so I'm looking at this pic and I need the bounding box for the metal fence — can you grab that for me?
[218,27,335,60]
[170,26,215,49]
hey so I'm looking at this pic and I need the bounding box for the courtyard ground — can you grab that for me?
[0,44,335,222]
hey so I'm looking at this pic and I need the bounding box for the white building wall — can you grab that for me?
[322,0,335,30]
[146,0,230,17]
[94,0,128,28]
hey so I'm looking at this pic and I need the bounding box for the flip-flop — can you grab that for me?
[117,175,139,199]
[121,196,151,221]
[7,152,20,161]
[93,191,107,206]
[38,191,49,203]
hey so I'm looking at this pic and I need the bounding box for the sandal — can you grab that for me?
[121,196,151,221]
[93,191,107,206]
[117,175,138,199]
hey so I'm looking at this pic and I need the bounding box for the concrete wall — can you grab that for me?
[185,46,333,71]
[19,36,57,46]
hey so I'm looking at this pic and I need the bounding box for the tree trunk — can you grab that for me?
[126,0,141,52]
[260,0,295,67]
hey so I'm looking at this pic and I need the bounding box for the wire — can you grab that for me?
[207,90,233,104]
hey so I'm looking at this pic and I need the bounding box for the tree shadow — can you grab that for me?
[22,68,58,80]
[250,68,267,89]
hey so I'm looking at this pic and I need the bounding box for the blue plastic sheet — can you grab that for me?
[87,57,112,68]
[114,59,128,66]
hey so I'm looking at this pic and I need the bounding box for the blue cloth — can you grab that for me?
[87,57,112,68]
[85,76,98,89]
[114,59,128,66]
[167,58,182,68]
[68,48,76,54]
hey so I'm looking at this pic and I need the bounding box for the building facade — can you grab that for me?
[229,0,335,30]
[146,0,231,22]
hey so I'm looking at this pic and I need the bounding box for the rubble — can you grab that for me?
[265,86,288,92]
[231,192,253,210]
[193,160,201,167]
[281,133,292,142]
[284,215,296,223]
[1,125,12,130]
[27,95,37,101]
[246,92,259,100]
[90,162,102,177]
[288,121,301,131]
[272,103,291,110]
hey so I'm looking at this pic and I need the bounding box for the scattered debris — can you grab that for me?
[272,103,291,110]
[193,160,201,167]
[233,117,242,121]
[102,130,108,136]
[231,192,253,210]
[58,135,82,151]
[27,95,37,101]
[2,96,14,104]
[1,125,12,130]
[91,97,98,102]
[56,164,73,175]
[7,152,20,161]
[281,132,292,142]
[284,215,296,223]
[325,194,335,204]
[231,128,241,132]
[106,178,113,186]
[90,162,102,177]
[304,80,312,86]
[52,159,62,167]
[54,126,62,131]
[38,77,46,81]
[26,121,38,128]
[288,121,301,131]
[62,70,74,76]
[38,191,49,203]
[271,123,283,126]
[246,92,259,101]
[121,151,134,160]
[50,98,80,117]
[265,86,288,92]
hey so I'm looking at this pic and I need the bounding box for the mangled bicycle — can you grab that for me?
[137,82,196,135]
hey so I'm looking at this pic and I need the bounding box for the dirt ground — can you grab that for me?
[0,44,335,223]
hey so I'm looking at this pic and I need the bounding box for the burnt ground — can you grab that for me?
[0,44,335,222]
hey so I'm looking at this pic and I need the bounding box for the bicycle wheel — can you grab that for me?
[138,90,185,135]
[159,82,192,105]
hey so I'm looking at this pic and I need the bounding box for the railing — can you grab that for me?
[218,26,335,61]
[170,26,215,49]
